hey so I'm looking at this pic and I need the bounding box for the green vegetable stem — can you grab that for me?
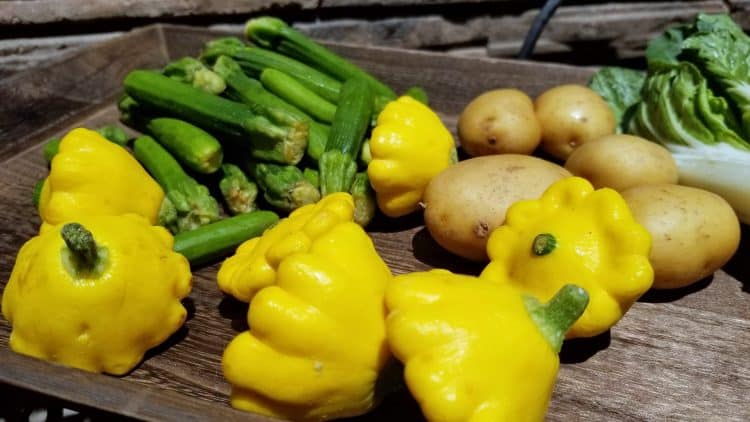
[219,163,258,215]
[249,160,321,212]
[319,77,374,196]
[133,135,222,234]
[163,56,226,95]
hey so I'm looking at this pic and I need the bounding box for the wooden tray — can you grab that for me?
[1,24,748,421]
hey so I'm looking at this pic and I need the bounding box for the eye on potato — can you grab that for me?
[564,134,679,191]
[621,184,741,289]
[535,84,616,161]
[423,154,571,261]
[457,89,541,156]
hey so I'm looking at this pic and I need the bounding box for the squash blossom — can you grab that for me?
[38,127,164,226]
[481,176,653,338]
[385,269,589,422]
[1,214,192,375]
[217,192,355,303]
[367,96,457,217]
[222,221,394,421]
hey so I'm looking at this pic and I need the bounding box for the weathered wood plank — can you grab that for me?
[0,0,317,25]
[0,25,748,422]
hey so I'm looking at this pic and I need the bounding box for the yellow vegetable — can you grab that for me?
[222,221,393,421]
[1,214,191,375]
[38,128,164,226]
[481,176,653,338]
[217,192,354,303]
[367,96,457,217]
[385,269,588,422]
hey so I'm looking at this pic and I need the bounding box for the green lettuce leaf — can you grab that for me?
[588,66,646,132]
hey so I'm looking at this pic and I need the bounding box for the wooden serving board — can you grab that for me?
[0,24,748,422]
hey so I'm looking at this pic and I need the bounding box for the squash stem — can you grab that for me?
[61,223,102,275]
[523,284,589,353]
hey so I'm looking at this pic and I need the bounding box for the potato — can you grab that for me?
[457,89,541,156]
[423,154,571,261]
[535,84,616,161]
[621,184,741,289]
[564,134,679,191]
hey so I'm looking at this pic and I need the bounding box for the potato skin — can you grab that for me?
[423,154,571,261]
[457,89,542,156]
[535,84,616,161]
[621,184,740,289]
[564,134,679,191]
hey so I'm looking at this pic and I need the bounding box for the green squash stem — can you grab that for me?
[61,223,107,277]
[523,284,589,353]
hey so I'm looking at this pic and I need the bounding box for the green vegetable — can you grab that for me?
[123,70,308,165]
[349,172,376,227]
[146,117,223,174]
[588,67,646,132]
[43,138,61,163]
[173,210,278,266]
[319,78,374,195]
[133,135,222,234]
[219,163,258,215]
[403,86,429,105]
[95,125,129,146]
[302,167,319,189]
[646,14,750,138]
[588,13,750,224]
[211,55,331,162]
[32,179,45,208]
[627,61,750,224]
[250,161,321,212]
[200,37,341,103]
[163,56,226,95]
[245,16,397,100]
[260,68,337,123]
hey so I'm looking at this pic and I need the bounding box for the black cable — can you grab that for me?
[517,0,563,59]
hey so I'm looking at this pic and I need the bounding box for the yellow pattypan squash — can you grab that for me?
[38,128,164,226]
[217,192,354,303]
[385,269,588,422]
[223,221,394,421]
[481,176,653,338]
[1,214,191,375]
[368,96,457,217]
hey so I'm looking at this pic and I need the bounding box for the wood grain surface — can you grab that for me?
[0,25,748,422]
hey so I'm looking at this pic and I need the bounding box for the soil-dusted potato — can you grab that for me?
[535,84,616,161]
[621,184,741,289]
[457,88,542,156]
[564,134,679,191]
[423,154,571,261]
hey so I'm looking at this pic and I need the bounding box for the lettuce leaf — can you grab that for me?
[588,67,646,132]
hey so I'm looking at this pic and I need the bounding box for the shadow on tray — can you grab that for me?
[559,331,611,364]
[411,227,485,276]
[723,223,750,293]
[218,295,250,332]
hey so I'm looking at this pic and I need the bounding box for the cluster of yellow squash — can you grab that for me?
[2,98,654,421]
